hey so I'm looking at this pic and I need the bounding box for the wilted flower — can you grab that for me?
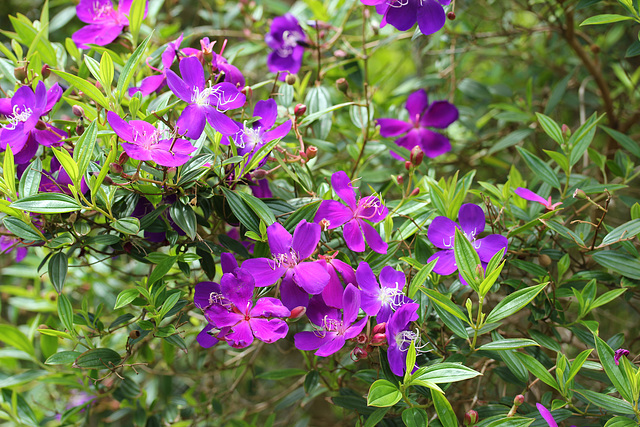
[377,89,458,159]
[367,0,449,36]
[73,0,148,49]
[515,187,563,211]
[265,14,308,79]
[314,171,389,254]
[614,348,630,366]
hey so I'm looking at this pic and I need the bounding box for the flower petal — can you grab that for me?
[292,220,321,260]
[72,24,123,48]
[250,297,290,318]
[266,221,293,257]
[262,120,292,143]
[416,0,446,35]
[417,128,451,158]
[515,187,548,205]
[294,331,328,351]
[179,56,205,91]
[361,220,388,254]
[387,302,420,338]
[428,249,458,276]
[226,320,255,348]
[322,266,345,309]
[427,215,458,249]
[380,266,405,290]
[355,262,379,294]
[293,261,330,295]
[387,344,406,377]
[344,316,368,339]
[220,270,254,311]
[196,323,219,348]
[386,1,418,32]
[221,252,238,274]
[280,273,311,309]
[536,403,559,427]
[176,104,206,139]
[421,100,459,128]
[377,118,412,137]
[458,203,486,239]
[405,89,429,120]
[205,108,240,136]
[250,318,288,343]
[331,171,357,210]
[316,335,345,357]
[314,200,353,228]
[342,283,361,326]
[343,219,365,252]
[165,69,192,102]
[241,258,286,286]
[475,234,508,262]
[194,281,221,310]
[253,99,277,129]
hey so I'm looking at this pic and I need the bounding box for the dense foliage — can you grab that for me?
[0,0,640,425]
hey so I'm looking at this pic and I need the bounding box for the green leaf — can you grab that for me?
[236,191,276,225]
[431,390,457,427]
[420,288,470,324]
[100,51,114,88]
[486,417,534,427]
[3,217,42,241]
[48,252,68,294]
[52,70,109,109]
[298,101,355,127]
[478,338,539,351]
[404,341,416,383]
[73,348,121,369]
[3,143,15,198]
[601,126,640,158]
[45,350,81,365]
[535,113,564,144]
[0,325,34,356]
[73,119,98,180]
[163,334,187,350]
[479,259,505,297]
[112,217,140,235]
[57,293,74,333]
[453,228,482,290]
[366,379,402,407]
[485,283,547,323]
[599,219,640,247]
[169,202,197,240]
[256,368,308,380]
[595,336,633,402]
[574,389,635,415]
[488,129,534,155]
[516,146,561,189]
[18,158,42,198]
[114,288,141,309]
[127,0,147,45]
[568,113,601,166]
[116,31,153,103]
[433,303,469,339]
[412,363,482,384]
[11,193,83,213]
[566,348,592,384]
[221,187,261,234]
[158,291,181,319]
[581,14,634,25]
[592,289,627,310]
[52,147,80,187]
[408,260,436,299]
[364,407,390,427]
[591,251,640,280]
[148,255,177,285]
[604,417,640,427]
[402,408,428,427]
[515,352,559,390]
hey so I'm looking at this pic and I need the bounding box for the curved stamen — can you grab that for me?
[3,105,33,130]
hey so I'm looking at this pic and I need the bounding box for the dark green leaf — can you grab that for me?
[402,408,428,427]
[574,389,635,415]
[601,126,640,159]
[169,203,197,240]
[485,283,547,323]
[221,187,261,233]
[48,251,68,294]
[73,348,122,369]
[148,255,177,285]
[591,251,640,280]
[515,352,559,390]
[116,32,153,103]
[431,389,457,427]
[367,379,402,407]
[45,350,81,365]
[112,217,141,235]
[11,193,83,213]
[478,339,539,351]
[3,217,42,241]
[595,336,633,402]
[516,146,561,189]
[57,293,74,333]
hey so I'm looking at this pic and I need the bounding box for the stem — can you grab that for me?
[350,5,371,179]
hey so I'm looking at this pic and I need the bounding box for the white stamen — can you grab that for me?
[379,285,405,309]
[395,328,428,352]
[3,105,33,130]
[235,121,262,150]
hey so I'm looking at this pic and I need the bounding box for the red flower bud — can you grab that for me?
[447,11,456,20]
[463,410,478,426]
[305,146,318,160]
[370,333,386,346]
[410,188,420,197]
[356,333,368,345]
[514,395,525,406]
[294,103,307,117]
[405,161,412,171]
[410,146,424,166]
[109,163,123,174]
[252,169,268,180]
[351,347,368,361]
[72,105,85,117]
[41,64,51,79]
[118,152,130,165]
[289,306,307,320]
[372,322,386,335]
[397,175,404,185]
[336,78,349,93]
[241,86,253,102]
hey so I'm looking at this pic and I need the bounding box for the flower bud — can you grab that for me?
[252,169,268,180]
[405,161,412,171]
[241,86,252,102]
[72,105,85,117]
[294,103,307,117]
[35,120,47,130]
[14,66,27,82]
[513,395,525,406]
[447,11,456,20]
[95,81,102,90]
[463,410,478,426]
[475,264,485,279]
[305,146,318,160]
[561,124,571,138]
[336,78,349,94]
[41,64,51,79]
[289,306,307,320]
[286,74,297,85]
[372,322,386,334]
[352,347,368,361]
[538,254,552,267]
[573,188,586,199]
[166,167,177,180]
[410,188,420,197]
[370,333,386,346]
[356,333,368,344]
[102,175,114,185]
[334,49,347,58]
[118,152,130,165]
[397,175,404,185]
[319,218,331,231]
[410,146,424,166]
[76,123,85,136]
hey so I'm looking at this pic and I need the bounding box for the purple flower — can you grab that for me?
[294,284,368,356]
[232,99,292,168]
[250,178,273,199]
[265,14,308,79]
[314,171,389,254]
[39,156,89,195]
[377,89,458,159]
[387,302,420,376]
[242,220,330,310]
[427,204,508,278]
[166,56,245,139]
[73,0,147,49]
[182,38,246,87]
[129,34,183,97]
[317,253,356,309]
[357,262,412,323]
[0,81,65,164]
[535,403,577,427]
[0,233,28,263]
[515,187,562,211]
[107,111,196,167]
[614,348,630,366]
[369,0,449,35]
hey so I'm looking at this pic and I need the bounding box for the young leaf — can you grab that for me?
[366,379,402,407]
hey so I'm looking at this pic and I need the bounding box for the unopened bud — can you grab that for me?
[334,49,347,58]
[405,161,412,171]
[410,188,420,197]
[41,64,51,79]
[475,264,484,279]
[166,167,177,179]
[410,146,424,166]
[463,410,478,426]
[109,163,123,174]
[285,74,297,85]
[76,123,85,136]
[538,254,552,267]
[95,81,102,90]
[356,333,368,345]
[372,322,386,334]
[336,78,349,93]
[319,218,330,231]
[305,146,318,159]
[561,124,571,138]
[103,175,114,185]
[35,120,47,130]
[38,324,50,330]
[72,105,85,117]
[294,103,306,117]
[14,66,26,82]
[289,306,307,320]
[573,188,586,199]
[352,347,368,361]
[447,11,456,20]
[370,333,386,346]
[397,175,404,185]
[514,395,525,406]
[118,152,130,165]
[241,86,252,102]
[590,44,600,54]
[129,330,141,339]
[252,169,268,180]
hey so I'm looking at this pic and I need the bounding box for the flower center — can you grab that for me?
[4,105,33,130]
[387,0,410,8]
[272,250,300,269]
[379,285,404,308]
[395,328,427,352]
[313,315,345,337]
[191,84,216,107]
[236,121,263,150]
[132,127,161,150]
[92,0,115,20]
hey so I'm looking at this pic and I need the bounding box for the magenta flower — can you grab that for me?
[369,0,449,35]
[182,38,246,87]
[357,262,412,323]
[0,234,28,263]
[515,187,562,210]
[39,156,89,195]
[377,89,458,159]
[294,284,368,356]
[387,302,420,376]
[317,253,356,309]
[314,171,389,254]
[427,204,508,277]
[107,111,196,167]
[166,56,245,139]
[265,14,308,79]
[242,220,330,310]
[73,0,147,49]
[0,81,65,164]
[129,34,183,97]
[614,348,630,366]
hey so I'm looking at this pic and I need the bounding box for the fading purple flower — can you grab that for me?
[614,348,630,366]
[73,0,148,49]
[294,284,368,356]
[315,171,389,254]
[0,81,65,164]
[242,220,330,310]
[232,99,292,168]
[317,253,356,309]
[166,56,245,139]
[377,89,458,159]
[427,204,508,279]
[129,34,183,97]
[107,111,196,166]
[39,156,89,195]
[357,262,412,323]
[369,0,449,35]
[265,14,308,79]
[387,302,420,376]
[515,187,562,211]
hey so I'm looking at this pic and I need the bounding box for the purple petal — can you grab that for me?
[360,291,382,317]
[295,331,328,351]
[253,99,278,129]
[395,128,421,151]
[386,1,418,32]
[387,303,420,338]
[405,89,429,120]
[380,266,405,290]
[107,111,134,141]
[165,69,193,102]
[322,264,345,309]
[333,259,356,286]
[377,118,412,137]
[420,100,459,128]
[427,216,458,249]
[417,128,451,158]
[293,261,330,294]
[316,335,346,357]
[12,85,35,112]
[44,83,62,113]
[357,196,388,223]
[12,134,38,164]
[33,124,66,147]
[458,204,486,239]
[209,82,246,111]
[343,219,365,252]
[416,0,446,35]
[194,281,221,310]
[307,294,339,326]
[344,316,368,339]
[250,297,290,318]
[33,81,47,111]
[314,200,353,228]
[179,56,205,91]
[267,48,303,75]
[72,24,124,48]
[515,187,548,205]
[241,258,286,287]
[388,344,406,376]
[361,220,388,254]
[221,252,238,274]
[331,171,358,210]
[130,74,166,97]
[177,104,207,139]
[220,270,254,312]
[536,403,558,427]
[292,220,321,260]
[121,142,152,162]
[162,34,183,69]
[225,320,254,348]
[428,249,458,276]
[355,262,379,294]
[76,0,113,23]
[196,323,219,348]
[342,284,361,326]
[475,234,508,263]
[208,305,243,328]
[280,273,311,309]
[205,108,240,136]
[266,222,292,257]
[250,318,288,343]
[262,120,292,143]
